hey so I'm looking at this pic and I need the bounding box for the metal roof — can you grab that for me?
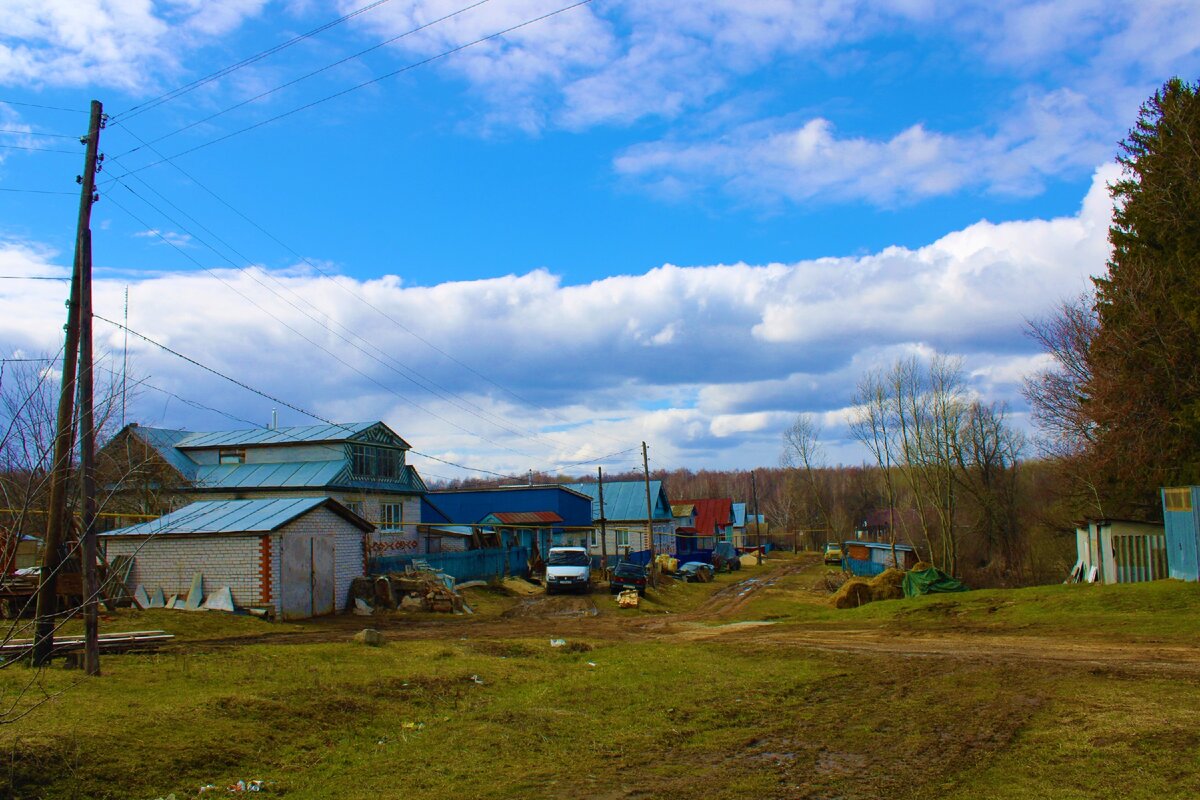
[100,497,373,537]
[678,498,734,536]
[189,462,425,493]
[125,426,201,480]
[176,421,409,449]
[732,502,746,527]
[672,503,695,518]
[485,511,563,525]
[564,480,673,522]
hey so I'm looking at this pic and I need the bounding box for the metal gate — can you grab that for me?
[280,534,336,620]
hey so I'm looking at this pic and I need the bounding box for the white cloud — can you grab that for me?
[133,228,193,247]
[0,0,269,90]
[0,164,1118,473]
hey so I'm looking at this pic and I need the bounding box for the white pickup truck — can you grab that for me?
[544,546,592,595]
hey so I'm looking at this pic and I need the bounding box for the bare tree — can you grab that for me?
[781,414,832,545]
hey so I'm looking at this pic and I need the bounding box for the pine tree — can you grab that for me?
[1088,78,1200,517]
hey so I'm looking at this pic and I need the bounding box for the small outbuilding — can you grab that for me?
[100,497,372,620]
[1075,518,1168,584]
[1163,487,1200,581]
[842,541,918,577]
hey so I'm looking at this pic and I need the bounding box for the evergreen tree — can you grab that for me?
[1088,78,1200,517]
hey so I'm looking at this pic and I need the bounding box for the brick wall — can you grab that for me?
[102,534,262,607]
[273,506,365,615]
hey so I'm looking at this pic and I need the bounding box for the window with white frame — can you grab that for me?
[380,502,404,530]
[615,529,630,549]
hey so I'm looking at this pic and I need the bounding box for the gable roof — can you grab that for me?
[176,421,409,450]
[732,502,746,527]
[679,498,733,536]
[100,496,373,537]
[123,425,201,480]
[671,503,695,518]
[564,480,673,522]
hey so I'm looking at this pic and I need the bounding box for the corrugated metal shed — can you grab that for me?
[425,486,592,528]
[565,480,673,522]
[100,497,372,537]
[176,421,409,449]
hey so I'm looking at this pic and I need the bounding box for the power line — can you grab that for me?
[0,99,87,113]
[106,182,547,462]
[102,0,597,182]
[112,120,624,445]
[0,275,69,280]
[110,0,403,123]
[90,313,537,481]
[0,143,82,155]
[0,187,75,196]
[112,0,492,158]
[0,128,80,139]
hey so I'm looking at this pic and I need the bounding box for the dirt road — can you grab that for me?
[176,558,1200,675]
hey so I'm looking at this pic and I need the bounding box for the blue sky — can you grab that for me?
[2,1,1199,480]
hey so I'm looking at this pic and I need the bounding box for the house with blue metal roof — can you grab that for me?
[563,480,674,557]
[101,496,373,620]
[101,420,427,557]
[423,485,594,562]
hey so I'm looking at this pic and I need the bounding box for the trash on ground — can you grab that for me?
[469,674,484,684]
[616,589,640,608]
[550,638,567,647]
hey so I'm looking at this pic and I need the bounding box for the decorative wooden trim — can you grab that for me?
[259,534,272,604]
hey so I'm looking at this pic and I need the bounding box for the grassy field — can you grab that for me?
[2,555,1199,799]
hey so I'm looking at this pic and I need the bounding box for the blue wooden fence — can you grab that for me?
[369,547,530,582]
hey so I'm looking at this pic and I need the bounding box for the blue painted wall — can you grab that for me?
[1163,487,1200,581]
[424,486,593,528]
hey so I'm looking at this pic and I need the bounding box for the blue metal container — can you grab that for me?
[1162,487,1200,581]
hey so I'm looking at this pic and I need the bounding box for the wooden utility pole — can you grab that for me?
[641,442,654,558]
[33,99,103,668]
[597,467,608,575]
[751,469,762,566]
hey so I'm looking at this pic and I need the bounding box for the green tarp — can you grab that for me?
[902,567,968,597]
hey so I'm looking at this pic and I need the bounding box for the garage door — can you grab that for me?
[280,534,336,620]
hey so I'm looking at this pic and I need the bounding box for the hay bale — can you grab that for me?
[867,568,906,601]
[912,561,933,572]
[831,578,873,609]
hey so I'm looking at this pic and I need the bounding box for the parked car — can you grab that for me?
[823,542,844,566]
[712,541,741,572]
[545,547,592,595]
[609,561,648,595]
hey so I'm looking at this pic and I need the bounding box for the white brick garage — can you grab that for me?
[101,497,372,620]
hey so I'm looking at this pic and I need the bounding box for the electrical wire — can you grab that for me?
[111,0,493,157]
[110,0,403,123]
[115,168,573,453]
[0,143,81,155]
[0,100,87,114]
[102,0,597,182]
[0,187,75,196]
[0,128,80,139]
[111,120,625,445]
[105,183,546,462]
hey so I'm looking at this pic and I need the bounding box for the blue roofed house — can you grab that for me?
[422,485,594,564]
[102,421,426,554]
[564,480,674,558]
[99,421,431,614]
[731,502,765,547]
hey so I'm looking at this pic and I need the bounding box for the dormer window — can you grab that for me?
[350,444,403,480]
[219,448,246,465]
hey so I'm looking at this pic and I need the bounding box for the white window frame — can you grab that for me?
[380,502,404,531]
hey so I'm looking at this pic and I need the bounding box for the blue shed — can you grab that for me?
[1162,487,1200,581]
[842,541,918,577]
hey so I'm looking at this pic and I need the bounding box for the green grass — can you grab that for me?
[4,561,1200,799]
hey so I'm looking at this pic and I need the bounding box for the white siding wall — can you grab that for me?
[102,534,263,608]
